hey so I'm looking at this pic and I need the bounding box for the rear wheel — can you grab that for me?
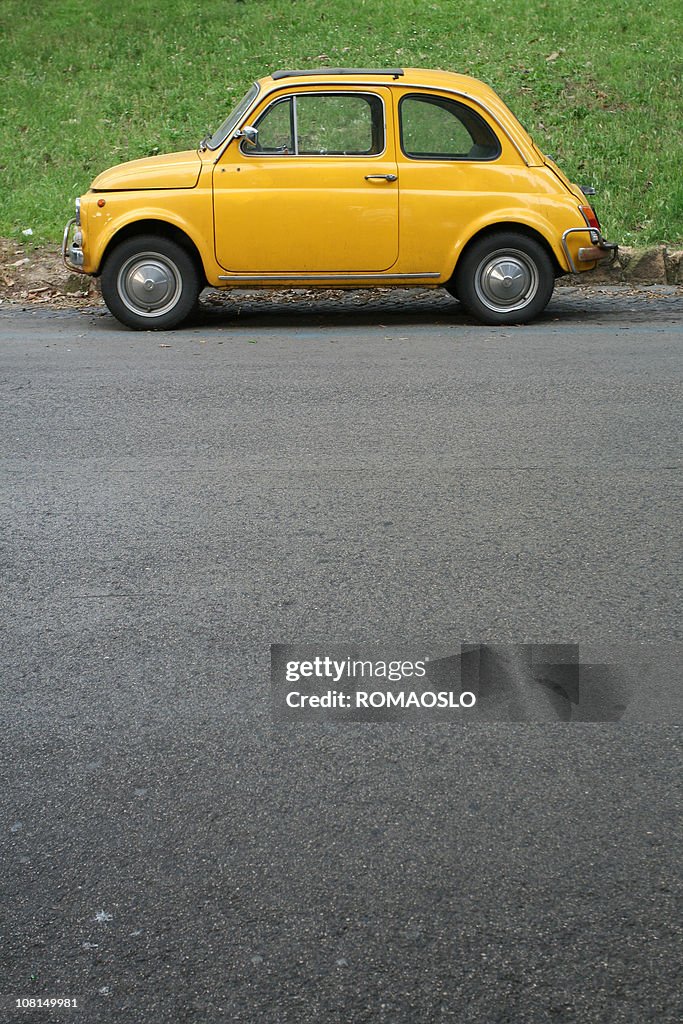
[101,234,200,330]
[451,232,555,325]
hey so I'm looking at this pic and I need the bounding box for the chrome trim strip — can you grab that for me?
[565,225,589,270]
[217,272,441,282]
[292,95,299,156]
[62,217,75,263]
[61,217,86,272]
[561,227,617,273]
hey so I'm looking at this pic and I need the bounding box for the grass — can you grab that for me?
[0,0,681,247]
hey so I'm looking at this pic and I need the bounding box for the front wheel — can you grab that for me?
[451,232,555,325]
[101,234,201,330]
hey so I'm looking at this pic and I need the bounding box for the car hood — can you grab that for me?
[91,150,201,191]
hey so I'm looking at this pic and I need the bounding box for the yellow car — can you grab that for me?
[63,67,616,329]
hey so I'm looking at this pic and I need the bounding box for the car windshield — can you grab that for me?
[203,82,260,150]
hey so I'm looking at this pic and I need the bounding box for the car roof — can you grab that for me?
[257,67,538,164]
[262,67,507,113]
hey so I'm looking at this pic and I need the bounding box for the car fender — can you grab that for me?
[445,208,572,278]
[85,194,214,275]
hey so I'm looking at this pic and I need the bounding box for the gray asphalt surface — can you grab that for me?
[1,286,681,1023]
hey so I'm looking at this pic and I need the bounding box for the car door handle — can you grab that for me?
[364,174,397,182]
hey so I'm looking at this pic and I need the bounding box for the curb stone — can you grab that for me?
[566,245,682,286]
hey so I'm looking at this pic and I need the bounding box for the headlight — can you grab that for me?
[75,197,81,226]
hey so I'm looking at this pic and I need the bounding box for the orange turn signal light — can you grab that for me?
[579,204,600,230]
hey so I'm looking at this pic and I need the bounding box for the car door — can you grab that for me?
[213,89,399,274]
[394,91,513,271]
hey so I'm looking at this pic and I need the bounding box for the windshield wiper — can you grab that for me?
[198,133,212,152]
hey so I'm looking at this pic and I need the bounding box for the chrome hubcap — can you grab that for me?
[474,249,539,313]
[117,252,182,317]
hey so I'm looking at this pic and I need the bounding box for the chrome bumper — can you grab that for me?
[561,227,618,274]
[62,217,86,272]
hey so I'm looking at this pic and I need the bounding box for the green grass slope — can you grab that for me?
[1,0,681,246]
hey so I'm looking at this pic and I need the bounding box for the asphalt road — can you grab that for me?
[1,286,681,1023]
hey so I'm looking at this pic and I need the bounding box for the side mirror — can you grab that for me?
[235,125,259,147]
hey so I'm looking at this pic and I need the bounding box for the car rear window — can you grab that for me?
[399,94,500,160]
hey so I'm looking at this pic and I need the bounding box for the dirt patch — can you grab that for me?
[0,239,100,310]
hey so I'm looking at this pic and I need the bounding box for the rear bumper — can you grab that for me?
[577,242,619,263]
[561,227,618,274]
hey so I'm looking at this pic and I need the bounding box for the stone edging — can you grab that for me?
[569,245,683,285]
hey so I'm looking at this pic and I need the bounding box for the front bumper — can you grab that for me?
[561,227,618,274]
[62,217,86,273]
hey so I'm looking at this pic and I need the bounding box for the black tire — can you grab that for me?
[101,234,201,330]
[451,231,555,325]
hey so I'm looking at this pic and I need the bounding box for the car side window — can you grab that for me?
[252,97,295,153]
[399,94,500,160]
[296,94,382,155]
[248,93,384,156]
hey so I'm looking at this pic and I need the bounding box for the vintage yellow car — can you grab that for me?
[63,67,616,329]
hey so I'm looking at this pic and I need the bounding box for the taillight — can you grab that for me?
[580,204,601,231]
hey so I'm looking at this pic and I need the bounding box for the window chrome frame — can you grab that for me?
[238,90,388,160]
[397,92,502,163]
